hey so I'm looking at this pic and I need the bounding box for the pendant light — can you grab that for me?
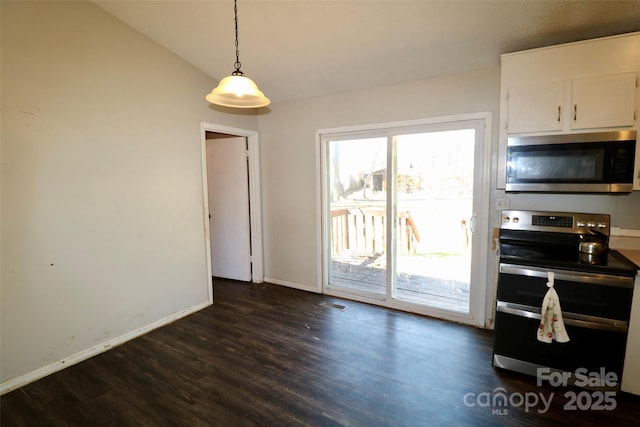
[206,0,270,108]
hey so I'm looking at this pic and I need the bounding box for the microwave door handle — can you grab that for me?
[557,105,561,123]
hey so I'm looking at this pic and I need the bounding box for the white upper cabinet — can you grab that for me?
[571,72,637,130]
[507,72,637,134]
[507,80,564,133]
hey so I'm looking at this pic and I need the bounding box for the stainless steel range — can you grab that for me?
[492,210,638,389]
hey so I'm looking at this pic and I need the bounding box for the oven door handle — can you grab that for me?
[496,301,629,333]
[499,263,635,288]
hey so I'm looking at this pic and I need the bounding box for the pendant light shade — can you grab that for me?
[206,72,270,108]
[206,0,270,109]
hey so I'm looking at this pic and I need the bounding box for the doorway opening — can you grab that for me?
[200,123,264,302]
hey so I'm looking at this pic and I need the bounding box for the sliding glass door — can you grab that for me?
[321,117,489,324]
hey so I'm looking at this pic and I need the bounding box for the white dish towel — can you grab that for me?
[537,272,570,343]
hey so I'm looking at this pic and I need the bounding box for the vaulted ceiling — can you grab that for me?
[93,1,640,104]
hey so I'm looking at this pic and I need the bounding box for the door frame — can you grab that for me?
[200,122,264,302]
[316,113,491,327]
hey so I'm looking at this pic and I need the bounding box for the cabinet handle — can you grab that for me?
[557,105,561,123]
[573,104,577,122]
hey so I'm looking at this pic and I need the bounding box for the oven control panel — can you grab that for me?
[500,210,610,235]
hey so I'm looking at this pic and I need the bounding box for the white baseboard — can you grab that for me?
[264,277,321,293]
[0,300,211,396]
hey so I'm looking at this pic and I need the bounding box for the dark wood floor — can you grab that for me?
[2,280,639,426]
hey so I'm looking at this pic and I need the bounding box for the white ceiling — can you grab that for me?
[93,0,640,104]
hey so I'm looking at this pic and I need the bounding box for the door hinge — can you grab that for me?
[636,77,639,87]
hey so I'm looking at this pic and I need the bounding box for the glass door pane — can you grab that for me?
[328,137,387,297]
[394,130,474,313]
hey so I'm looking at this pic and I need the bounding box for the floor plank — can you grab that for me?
[2,280,639,426]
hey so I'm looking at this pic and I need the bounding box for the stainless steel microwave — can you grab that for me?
[505,130,637,193]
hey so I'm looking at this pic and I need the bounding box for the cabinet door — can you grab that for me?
[571,72,637,130]
[507,81,564,134]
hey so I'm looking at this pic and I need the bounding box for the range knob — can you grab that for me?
[597,223,607,229]
[587,222,596,228]
[576,221,586,227]
[513,217,520,224]
[503,216,510,223]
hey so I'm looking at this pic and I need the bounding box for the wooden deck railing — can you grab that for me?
[331,208,420,256]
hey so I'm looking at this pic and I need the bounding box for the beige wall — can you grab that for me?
[0,1,257,386]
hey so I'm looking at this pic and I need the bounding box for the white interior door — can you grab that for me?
[206,136,252,281]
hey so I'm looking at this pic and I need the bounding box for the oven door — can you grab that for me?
[493,308,628,387]
[497,263,634,320]
[493,263,634,388]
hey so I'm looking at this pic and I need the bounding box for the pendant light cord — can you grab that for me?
[233,0,243,76]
